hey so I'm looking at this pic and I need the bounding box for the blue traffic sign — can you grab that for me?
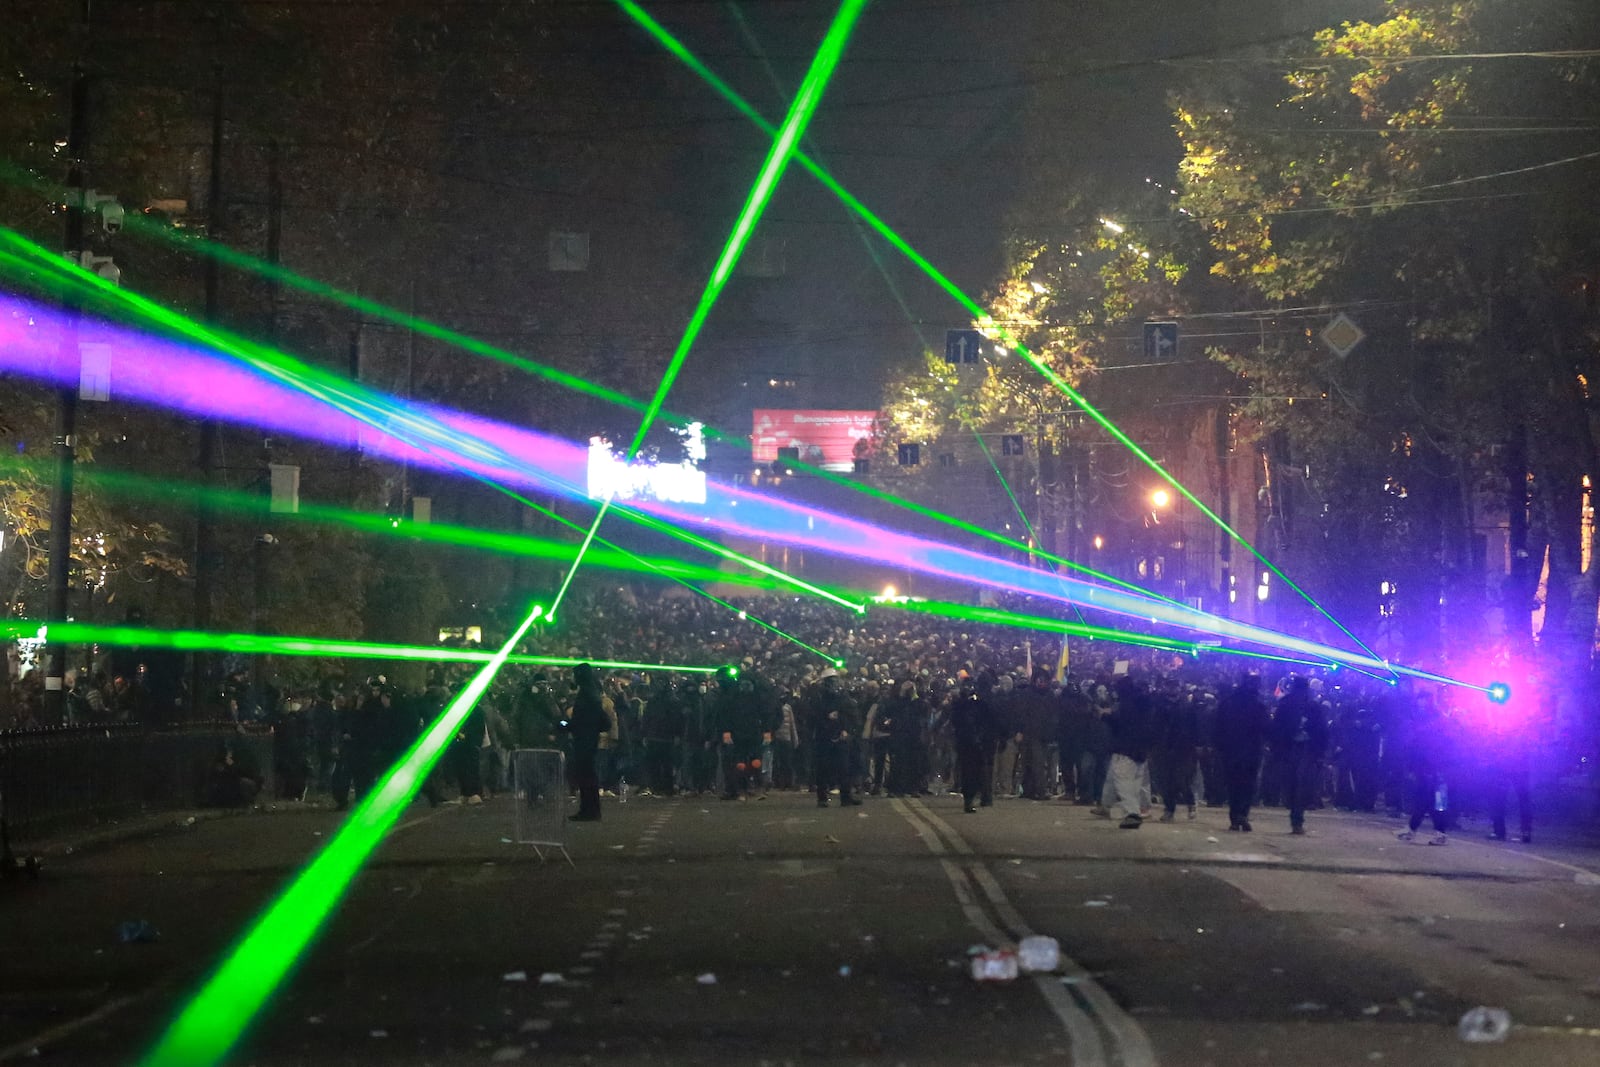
[945,329,984,364]
[1143,321,1179,362]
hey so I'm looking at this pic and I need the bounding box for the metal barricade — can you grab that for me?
[510,748,571,865]
[0,722,276,846]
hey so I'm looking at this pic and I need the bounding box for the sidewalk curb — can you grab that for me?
[27,802,325,860]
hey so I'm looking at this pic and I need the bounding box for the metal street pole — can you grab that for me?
[43,60,91,722]
[190,70,224,718]
[1217,400,1233,618]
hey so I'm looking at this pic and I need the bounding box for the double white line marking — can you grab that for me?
[891,797,1157,1067]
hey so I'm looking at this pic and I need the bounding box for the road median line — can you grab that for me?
[891,797,1120,1066]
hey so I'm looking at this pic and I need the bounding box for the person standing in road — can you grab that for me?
[1396,686,1452,846]
[771,691,800,791]
[1100,676,1156,829]
[1156,686,1201,822]
[1271,676,1328,835]
[565,663,608,822]
[1014,667,1059,800]
[885,680,927,798]
[1214,672,1270,832]
[641,675,683,797]
[950,676,998,813]
[812,669,860,808]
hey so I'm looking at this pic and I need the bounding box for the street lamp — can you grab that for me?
[1150,488,1171,509]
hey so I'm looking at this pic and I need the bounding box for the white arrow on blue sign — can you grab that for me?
[1143,321,1179,362]
[945,329,984,364]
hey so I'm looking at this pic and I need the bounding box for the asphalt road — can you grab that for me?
[4,790,1600,1066]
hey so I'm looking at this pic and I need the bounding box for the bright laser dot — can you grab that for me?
[1488,682,1512,704]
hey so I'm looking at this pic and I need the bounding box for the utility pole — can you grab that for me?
[347,325,363,498]
[43,52,92,722]
[190,69,224,719]
[1216,401,1232,617]
[265,139,281,329]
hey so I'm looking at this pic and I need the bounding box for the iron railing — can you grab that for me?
[0,722,277,846]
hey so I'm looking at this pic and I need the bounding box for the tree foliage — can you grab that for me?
[1172,0,1600,662]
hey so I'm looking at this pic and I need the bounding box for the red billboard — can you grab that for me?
[752,409,878,472]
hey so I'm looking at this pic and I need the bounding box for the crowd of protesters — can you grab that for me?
[0,589,1583,844]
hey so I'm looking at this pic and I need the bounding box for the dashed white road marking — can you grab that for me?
[896,797,1157,1067]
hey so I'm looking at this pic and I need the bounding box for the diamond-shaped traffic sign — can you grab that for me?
[1321,313,1365,358]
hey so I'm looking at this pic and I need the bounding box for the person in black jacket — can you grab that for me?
[641,676,684,797]
[1013,667,1059,800]
[950,677,999,812]
[1156,687,1201,822]
[565,663,609,821]
[1214,673,1270,832]
[811,671,860,808]
[1270,676,1328,835]
[884,680,928,797]
[716,670,762,801]
[1101,676,1156,828]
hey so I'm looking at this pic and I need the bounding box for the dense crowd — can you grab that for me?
[0,590,1576,843]
[195,590,1555,846]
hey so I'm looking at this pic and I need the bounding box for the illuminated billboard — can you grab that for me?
[587,422,707,505]
[752,409,877,472]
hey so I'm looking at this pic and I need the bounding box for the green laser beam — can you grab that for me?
[0,239,1339,672]
[0,240,1348,681]
[0,167,1188,621]
[0,229,853,621]
[0,158,648,420]
[684,584,839,663]
[554,0,870,612]
[719,6,1131,630]
[619,0,869,460]
[3,452,833,664]
[488,491,837,660]
[6,231,855,641]
[881,597,1197,652]
[878,597,1342,668]
[2,619,723,674]
[965,428,1091,627]
[547,494,615,623]
[139,603,546,1067]
[0,457,782,591]
[535,498,834,661]
[613,498,866,613]
[431,464,853,652]
[613,1,1384,668]
[1,233,862,676]
[722,0,934,358]
[1191,644,1333,669]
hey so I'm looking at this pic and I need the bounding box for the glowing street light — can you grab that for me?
[1150,488,1171,509]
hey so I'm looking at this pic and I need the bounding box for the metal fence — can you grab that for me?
[510,748,570,863]
[0,722,277,846]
